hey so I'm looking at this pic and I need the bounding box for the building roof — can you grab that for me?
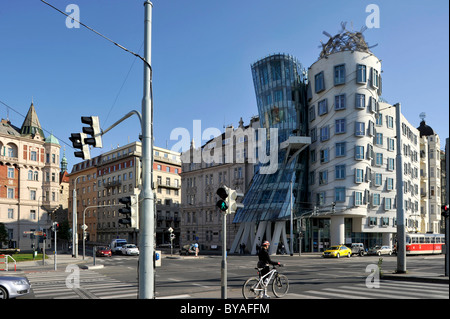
[417,120,435,137]
[20,102,45,138]
[45,133,60,145]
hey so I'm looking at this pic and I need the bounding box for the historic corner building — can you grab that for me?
[233,28,438,253]
[0,102,62,251]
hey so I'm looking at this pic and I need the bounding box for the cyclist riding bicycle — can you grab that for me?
[257,241,280,278]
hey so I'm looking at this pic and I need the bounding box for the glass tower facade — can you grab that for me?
[233,54,309,224]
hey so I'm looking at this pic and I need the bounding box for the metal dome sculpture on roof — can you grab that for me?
[319,22,378,59]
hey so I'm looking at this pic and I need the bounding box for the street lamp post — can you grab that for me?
[139,0,155,299]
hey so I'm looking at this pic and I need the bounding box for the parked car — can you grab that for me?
[350,243,365,256]
[322,245,352,258]
[368,245,393,256]
[121,244,140,256]
[0,275,31,299]
[96,246,112,257]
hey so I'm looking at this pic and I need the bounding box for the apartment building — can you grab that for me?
[180,117,259,251]
[0,102,61,251]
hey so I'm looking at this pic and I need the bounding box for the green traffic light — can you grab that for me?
[216,200,228,211]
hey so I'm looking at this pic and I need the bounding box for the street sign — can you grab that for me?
[23,231,34,234]
[34,231,44,236]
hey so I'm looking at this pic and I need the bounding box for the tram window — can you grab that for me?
[412,237,418,243]
[430,237,435,243]
[406,237,411,244]
[419,237,424,243]
[425,237,430,243]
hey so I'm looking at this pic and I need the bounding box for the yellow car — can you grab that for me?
[322,245,352,258]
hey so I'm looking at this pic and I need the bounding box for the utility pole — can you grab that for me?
[395,103,406,273]
[139,0,155,299]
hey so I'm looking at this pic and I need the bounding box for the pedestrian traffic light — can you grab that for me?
[118,195,139,228]
[216,186,229,212]
[81,116,103,148]
[69,133,90,160]
[442,205,449,218]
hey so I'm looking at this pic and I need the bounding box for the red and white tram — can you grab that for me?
[405,233,445,255]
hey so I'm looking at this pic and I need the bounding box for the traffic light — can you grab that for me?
[442,205,449,218]
[118,195,138,228]
[51,222,60,232]
[216,186,229,212]
[216,186,244,214]
[81,116,102,148]
[69,133,90,160]
[227,188,244,214]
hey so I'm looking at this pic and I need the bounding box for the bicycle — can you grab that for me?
[242,264,289,299]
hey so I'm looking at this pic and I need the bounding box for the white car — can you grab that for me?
[0,275,31,299]
[368,245,393,256]
[121,244,140,256]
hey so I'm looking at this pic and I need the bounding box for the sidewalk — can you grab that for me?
[3,253,92,273]
[381,271,449,284]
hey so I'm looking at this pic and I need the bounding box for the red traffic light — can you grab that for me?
[442,205,449,218]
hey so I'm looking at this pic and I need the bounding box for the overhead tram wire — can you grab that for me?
[39,0,151,70]
[0,98,74,151]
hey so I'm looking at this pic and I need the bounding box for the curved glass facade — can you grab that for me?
[233,54,309,223]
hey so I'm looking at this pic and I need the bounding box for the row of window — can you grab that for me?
[310,143,397,168]
[310,166,396,189]
[314,63,380,94]
[309,93,379,119]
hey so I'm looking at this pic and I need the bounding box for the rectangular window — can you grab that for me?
[355,191,363,206]
[386,178,394,191]
[375,153,383,166]
[335,118,346,134]
[387,158,395,171]
[315,71,325,93]
[310,127,317,143]
[318,170,328,185]
[371,68,379,88]
[334,64,345,85]
[356,64,367,83]
[374,173,382,186]
[384,198,392,210]
[7,167,14,179]
[355,122,365,136]
[355,168,364,183]
[387,116,394,128]
[335,94,346,110]
[320,126,330,142]
[335,165,346,179]
[335,187,345,202]
[316,192,326,206]
[372,193,381,206]
[320,148,329,163]
[355,93,365,109]
[387,138,395,151]
[318,99,328,116]
[309,106,316,122]
[368,97,378,113]
[335,142,346,157]
[355,146,365,160]
[368,217,377,226]
[375,133,383,145]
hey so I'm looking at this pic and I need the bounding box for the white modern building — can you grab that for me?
[307,34,421,249]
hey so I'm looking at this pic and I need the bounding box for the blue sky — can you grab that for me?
[0,0,448,169]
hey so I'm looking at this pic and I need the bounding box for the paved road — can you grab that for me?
[20,253,449,299]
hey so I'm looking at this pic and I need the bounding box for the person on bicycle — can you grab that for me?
[257,240,280,279]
